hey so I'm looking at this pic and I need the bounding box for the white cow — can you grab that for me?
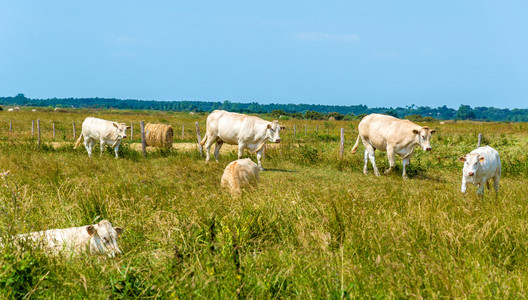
[14,107,20,111]
[7,108,13,112]
[200,110,285,170]
[459,146,501,195]
[351,114,436,179]
[74,117,129,158]
[221,158,260,196]
[9,220,123,258]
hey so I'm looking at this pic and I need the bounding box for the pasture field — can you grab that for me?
[1,109,528,298]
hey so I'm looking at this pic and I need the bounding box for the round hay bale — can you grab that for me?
[328,116,336,121]
[145,123,173,148]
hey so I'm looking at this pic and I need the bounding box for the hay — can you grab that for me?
[145,123,174,148]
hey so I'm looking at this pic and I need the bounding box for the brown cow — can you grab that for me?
[351,114,436,179]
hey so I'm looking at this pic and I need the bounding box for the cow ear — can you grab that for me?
[280,126,286,131]
[430,129,436,134]
[86,225,96,236]
[126,126,131,130]
[113,122,119,128]
[479,156,485,162]
[459,156,466,162]
[412,129,420,135]
[115,227,123,236]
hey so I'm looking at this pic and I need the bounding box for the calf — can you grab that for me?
[221,158,260,196]
[9,220,123,258]
[459,146,501,195]
[74,117,129,158]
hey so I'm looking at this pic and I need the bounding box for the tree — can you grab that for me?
[455,105,476,120]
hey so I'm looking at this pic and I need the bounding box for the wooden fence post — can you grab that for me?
[9,121,12,136]
[31,120,34,137]
[294,124,297,138]
[182,125,185,140]
[477,133,482,148]
[195,122,203,157]
[316,125,318,133]
[305,124,307,135]
[37,119,41,147]
[52,123,55,140]
[130,124,134,141]
[340,128,345,158]
[73,122,76,139]
[140,121,147,157]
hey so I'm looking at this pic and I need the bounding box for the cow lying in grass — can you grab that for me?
[221,158,260,196]
[4,220,123,258]
[459,146,501,195]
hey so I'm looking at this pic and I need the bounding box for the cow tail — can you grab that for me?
[199,135,207,146]
[351,134,361,154]
[73,132,84,149]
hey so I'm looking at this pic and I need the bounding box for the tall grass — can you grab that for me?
[0,110,527,298]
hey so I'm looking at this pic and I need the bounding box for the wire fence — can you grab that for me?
[0,119,358,157]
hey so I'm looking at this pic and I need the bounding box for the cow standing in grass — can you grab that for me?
[6,220,123,258]
[200,110,285,170]
[74,117,129,158]
[351,113,436,179]
[459,146,501,195]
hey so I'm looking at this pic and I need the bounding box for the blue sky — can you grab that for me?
[1,1,527,108]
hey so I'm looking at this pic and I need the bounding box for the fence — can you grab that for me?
[0,119,358,158]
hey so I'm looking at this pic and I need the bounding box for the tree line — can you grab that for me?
[1,94,527,122]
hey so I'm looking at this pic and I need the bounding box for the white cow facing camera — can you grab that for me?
[459,146,501,195]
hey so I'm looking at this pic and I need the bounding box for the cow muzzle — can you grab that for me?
[424,147,431,151]
[468,172,474,176]
[275,139,281,143]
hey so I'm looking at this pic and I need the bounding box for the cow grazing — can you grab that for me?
[14,107,20,111]
[7,108,13,112]
[459,146,501,195]
[351,114,436,179]
[221,158,260,196]
[200,110,285,170]
[74,117,130,158]
[10,220,123,258]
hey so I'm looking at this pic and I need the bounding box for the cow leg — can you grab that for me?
[402,157,411,179]
[493,176,500,194]
[385,146,396,174]
[84,138,92,157]
[214,141,223,162]
[363,150,369,175]
[238,143,245,159]
[257,149,264,171]
[476,178,486,195]
[204,136,216,162]
[114,141,121,159]
[461,176,467,193]
[100,140,106,157]
[364,144,379,176]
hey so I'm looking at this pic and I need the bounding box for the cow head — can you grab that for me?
[412,127,436,151]
[459,154,485,180]
[113,122,130,140]
[266,120,285,143]
[87,220,123,258]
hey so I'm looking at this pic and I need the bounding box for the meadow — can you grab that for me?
[0,108,527,298]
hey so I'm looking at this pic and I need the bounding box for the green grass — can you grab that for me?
[0,110,527,298]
